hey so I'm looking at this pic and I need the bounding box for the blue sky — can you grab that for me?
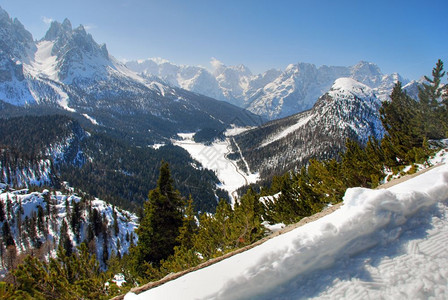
[2,0,447,80]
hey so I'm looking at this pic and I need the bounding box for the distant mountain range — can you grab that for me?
[126,58,413,120]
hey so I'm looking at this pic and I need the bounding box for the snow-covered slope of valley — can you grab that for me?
[173,129,259,204]
[126,159,448,300]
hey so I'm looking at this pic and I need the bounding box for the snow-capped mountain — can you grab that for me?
[0,7,260,143]
[0,7,36,106]
[2,11,166,111]
[126,58,256,107]
[231,78,385,178]
[127,58,408,120]
[246,61,407,119]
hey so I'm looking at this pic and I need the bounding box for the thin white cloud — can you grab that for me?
[41,16,54,24]
[84,24,97,31]
[210,57,224,71]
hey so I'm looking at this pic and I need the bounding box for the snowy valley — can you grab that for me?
[172,128,259,204]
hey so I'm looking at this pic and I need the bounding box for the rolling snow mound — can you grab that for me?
[126,164,448,299]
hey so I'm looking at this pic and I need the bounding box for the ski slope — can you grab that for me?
[126,163,448,300]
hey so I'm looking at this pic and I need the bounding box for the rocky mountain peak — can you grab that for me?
[43,19,73,41]
[0,6,10,22]
[231,64,252,77]
[0,6,35,58]
[350,61,383,87]
[62,18,73,31]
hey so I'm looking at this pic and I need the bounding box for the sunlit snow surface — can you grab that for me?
[126,162,448,300]
[173,129,259,204]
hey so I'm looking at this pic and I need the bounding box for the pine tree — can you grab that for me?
[5,196,12,221]
[380,82,424,162]
[192,211,222,259]
[308,159,345,204]
[112,205,119,236]
[2,221,15,247]
[341,139,373,187]
[176,196,197,250]
[263,170,316,225]
[59,220,72,257]
[30,214,41,248]
[443,85,448,136]
[65,198,70,217]
[231,188,265,247]
[132,161,183,275]
[0,200,5,222]
[160,196,201,274]
[37,205,45,235]
[418,59,446,139]
[12,243,108,299]
[191,198,233,260]
[102,231,109,266]
[16,209,22,241]
[43,191,51,216]
[116,238,121,259]
[71,201,82,243]
[91,208,102,237]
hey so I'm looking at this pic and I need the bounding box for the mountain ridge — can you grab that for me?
[126,58,409,120]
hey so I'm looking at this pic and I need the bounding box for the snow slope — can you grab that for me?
[173,130,259,204]
[126,163,448,300]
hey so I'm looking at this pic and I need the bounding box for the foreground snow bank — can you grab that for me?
[126,165,448,300]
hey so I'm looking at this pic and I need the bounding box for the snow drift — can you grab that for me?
[126,164,448,299]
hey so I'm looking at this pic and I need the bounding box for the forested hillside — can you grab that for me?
[0,115,227,213]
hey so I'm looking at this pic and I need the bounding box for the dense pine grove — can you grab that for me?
[0,60,447,299]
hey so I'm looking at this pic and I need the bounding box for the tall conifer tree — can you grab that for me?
[418,59,446,139]
[132,161,183,275]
